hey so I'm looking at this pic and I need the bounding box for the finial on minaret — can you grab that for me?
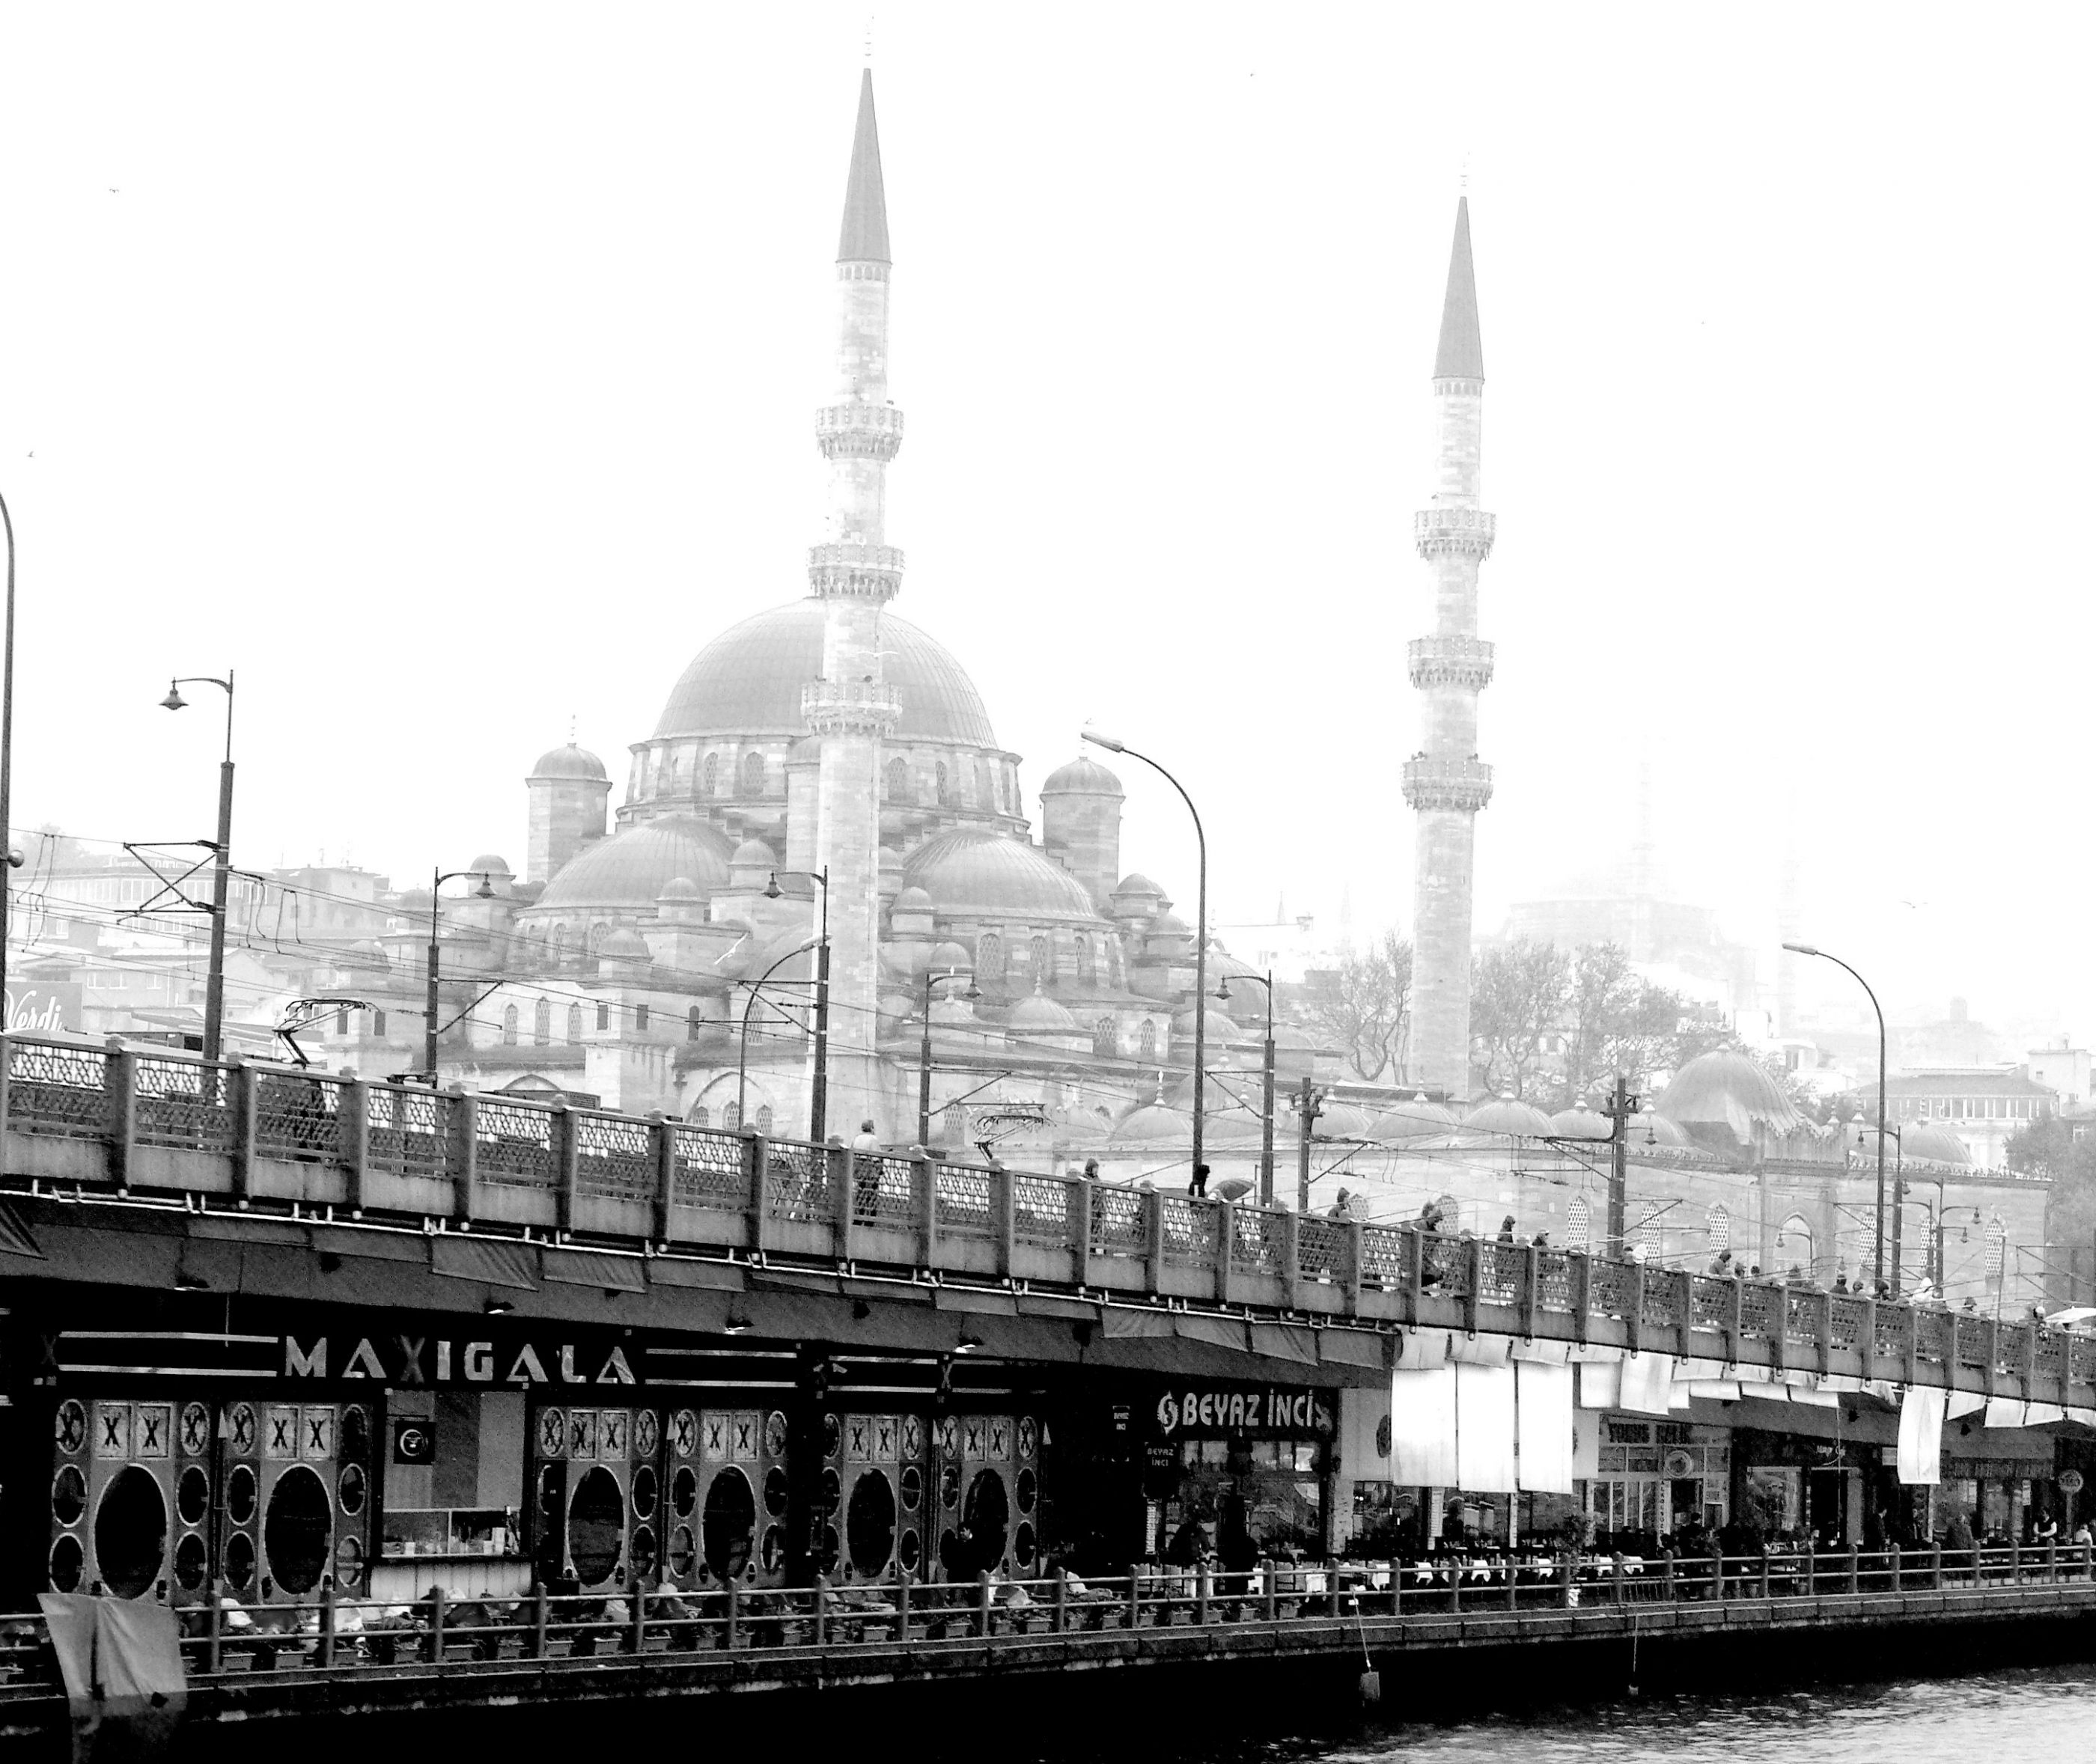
[838,68,891,264]
[1434,197,1484,382]
[864,13,874,63]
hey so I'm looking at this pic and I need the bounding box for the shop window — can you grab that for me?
[702,1467,756,1582]
[567,1465,625,1585]
[94,1465,168,1601]
[263,1463,333,1596]
[847,1469,897,1577]
[534,998,551,1046]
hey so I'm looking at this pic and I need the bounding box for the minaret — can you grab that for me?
[802,70,906,1137]
[1401,198,1495,1099]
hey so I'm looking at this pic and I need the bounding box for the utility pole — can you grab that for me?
[161,675,236,1060]
[1295,1072,1323,1213]
[1597,1072,1641,1255]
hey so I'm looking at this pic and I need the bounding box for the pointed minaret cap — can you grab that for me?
[1433,196,1484,382]
[837,69,891,265]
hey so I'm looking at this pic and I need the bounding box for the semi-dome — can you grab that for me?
[1312,1101,1377,1138]
[1041,754,1124,797]
[1008,989,1081,1034]
[904,828,1099,921]
[653,599,999,748]
[534,816,734,911]
[927,939,972,970]
[1547,1106,1612,1141]
[530,743,609,782]
[1655,1051,1802,1139]
[1373,1095,1460,1140]
[1460,1096,1555,1136]
[468,853,512,878]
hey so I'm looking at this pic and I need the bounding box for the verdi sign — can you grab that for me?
[5,983,80,1034]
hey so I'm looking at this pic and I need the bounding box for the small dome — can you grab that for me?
[892,885,934,915]
[468,853,513,878]
[1655,1051,1803,1139]
[656,876,704,904]
[1900,1123,1972,1165]
[1172,1007,1239,1043]
[600,927,652,959]
[1041,754,1125,798]
[904,828,1099,921]
[1008,989,1081,1034]
[730,837,778,869]
[1372,1095,1460,1140]
[1110,1104,1192,1144]
[530,743,609,782]
[1113,873,1166,900]
[928,939,972,971]
[1312,1102,1377,1138]
[1645,1113,1695,1148]
[1460,1096,1556,1136]
[1152,909,1191,936]
[534,816,734,911]
[1547,1106,1612,1141]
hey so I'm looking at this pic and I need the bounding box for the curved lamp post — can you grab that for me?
[764,868,830,1141]
[1217,971,1275,1204]
[162,674,236,1060]
[422,867,496,1081]
[736,936,822,1130]
[918,962,978,1147]
[1084,728,1208,1182]
[0,490,18,1022]
[1787,941,1888,1287]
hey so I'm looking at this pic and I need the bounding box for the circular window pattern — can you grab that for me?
[263,1464,332,1596]
[818,1467,841,1514]
[898,1528,921,1574]
[1014,1522,1037,1566]
[760,1525,785,1574]
[94,1466,167,1600]
[963,1470,1011,1572]
[634,1410,659,1458]
[671,1410,698,1459]
[632,1463,659,1520]
[671,1465,698,1519]
[813,1522,840,1576]
[49,1533,84,1593]
[334,1533,365,1590]
[538,1409,568,1459]
[668,1525,696,1579]
[223,1531,256,1591]
[177,1465,210,1527]
[632,1524,659,1581]
[226,1403,256,1456]
[764,1411,789,1457]
[1017,1467,1038,1515]
[901,1414,924,1459]
[338,1462,367,1516]
[51,1465,87,1528]
[939,1465,960,1510]
[227,1464,257,1526]
[55,1401,85,1455]
[537,1464,563,1528]
[180,1403,211,1456]
[567,1466,625,1587]
[763,1465,789,1519]
[701,1468,756,1584]
[1017,1416,1038,1460]
[340,1406,370,1461]
[174,1533,208,1591]
[899,1465,923,1513]
[847,1471,897,1578]
[821,1413,841,1459]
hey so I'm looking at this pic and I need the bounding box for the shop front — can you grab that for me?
[1136,1380,1338,1568]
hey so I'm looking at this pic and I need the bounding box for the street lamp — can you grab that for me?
[162,674,236,1061]
[918,957,978,1147]
[1083,727,1210,1181]
[1856,1119,1909,1293]
[421,867,495,1082]
[1216,971,1276,1205]
[1785,941,1889,1286]
[736,936,823,1130]
[764,868,831,1141]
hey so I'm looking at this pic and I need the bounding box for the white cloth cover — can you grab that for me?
[1688,1380,1743,1402]
[1515,1363,1575,1492]
[1401,1330,1451,1371]
[1451,1334,1512,1367]
[1897,1386,1946,1484]
[1983,1397,2028,1429]
[1577,1360,1621,1409]
[2026,1401,2067,1425]
[1389,1367,1458,1486]
[1947,1390,1987,1419]
[1617,1353,1676,1416]
[1511,1338,1570,1365]
[1455,1364,1518,1492]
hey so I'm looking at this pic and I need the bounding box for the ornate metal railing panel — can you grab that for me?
[1738,1284,1780,1343]
[1689,1275,1731,1333]
[1955,1314,1990,1370]
[365,1085,452,1179]
[1829,1297,1867,1353]
[1228,1206,1279,1278]
[1914,1308,1951,1366]
[1536,1251,1575,1313]
[574,1112,654,1202]
[851,1156,920,1230]
[473,1099,556,1191]
[1642,1271,1685,1332]
[1478,1243,1522,1307]
[255,1071,341,1159]
[5,1039,107,1136]
[764,1142,829,1222]
[670,1126,747,1212]
[1359,1226,1408,1292]
[933,1163,995,1236]
[1588,1260,1633,1322]
[133,1056,232,1152]
[1089,1187,1145,1260]
[1420,1232,1467,1300]
[1297,1218,1348,1284]
[1161,1197,1217,1271]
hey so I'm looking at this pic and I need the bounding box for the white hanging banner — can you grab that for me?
[1389,1367,1458,1486]
[1578,1360,1621,1409]
[1618,1353,1676,1416]
[1454,1364,1517,1493]
[1897,1386,1946,1485]
[1515,1362,1575,1493]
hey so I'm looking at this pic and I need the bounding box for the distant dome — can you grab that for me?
[530,743,609,782]
[1111,1105,1191,1144]
[904,828,1099,922]
[892,885,934,915]
[1113,873,1166,899]
[1901,1123,1972,1165]
[1655,1051,1802,1139]
[1645,1113,1696,1148]
[730,837,777,868]
[1008,990,1080,1034]
[657,876,704,905]
[535,816,734,911]
[1460,1097,1555,1136]
[468,853,512,878]
[1548,1106,1612,1141]
[1152,910,1191,936]
[600,927,652,959]
[1041,754,1124,798]
[1313,1102,1377,1138]
[927,939,972,971]
[1172,1007,1240,1044]
[653,599,998,748]
[1373,1095,1460,1140]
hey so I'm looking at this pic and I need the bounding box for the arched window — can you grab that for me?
[566,1004,582,1044]
[1705,1204,1730,1251]
[977,932,1003,979]
[692,1105,710,1128]
[1137,1020,1157,1062]
[1074,935,1094,986]
[502,1004,519,1046]
[755,1105,774,1135]
[886,756,908,801]
[935,760,948,804]
[687,1005,703,1043]
[1985,1213,2007,1281]
[1566,1194,1591,1252]
[533,998,551,1046]
[723,1101,741,1132]
[701,754,718,797]
[1093,1017,1116,1057]
[741,751,765,794]
[1031,936,1051,983]
[1638,1206,1665,1258]
[1779,1212,1815,1276]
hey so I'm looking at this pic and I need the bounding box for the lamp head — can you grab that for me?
[160,682,186,712]
[1782,941,1818,957]
[472,874,496,899]
[764,873,783,900]
[1215,980,1231,1002]
[1080,727,1127,754]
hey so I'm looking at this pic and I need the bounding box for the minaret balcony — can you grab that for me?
[1413,506,1496,561]
[1407,635,1496,692]
[1401,755,1494,814]
[802,677,904,736]
[808,542,905,601]
[816,402,906,462]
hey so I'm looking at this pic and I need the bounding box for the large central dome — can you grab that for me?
[653,598,999,749]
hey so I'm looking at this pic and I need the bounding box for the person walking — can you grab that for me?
[1188,1163,1210,1199]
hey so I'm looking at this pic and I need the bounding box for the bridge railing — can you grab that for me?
[0,1543,2089,1705]
[0,1031,2087,1400]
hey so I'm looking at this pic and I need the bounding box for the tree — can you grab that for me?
[1469,939,1571,1100]
[1304,931,1412,1082]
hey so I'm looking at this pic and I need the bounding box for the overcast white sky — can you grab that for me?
[0,4,2089,1037]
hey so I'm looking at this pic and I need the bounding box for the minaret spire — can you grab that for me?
[1401,197,1496,1100]
[837,69,891,266]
